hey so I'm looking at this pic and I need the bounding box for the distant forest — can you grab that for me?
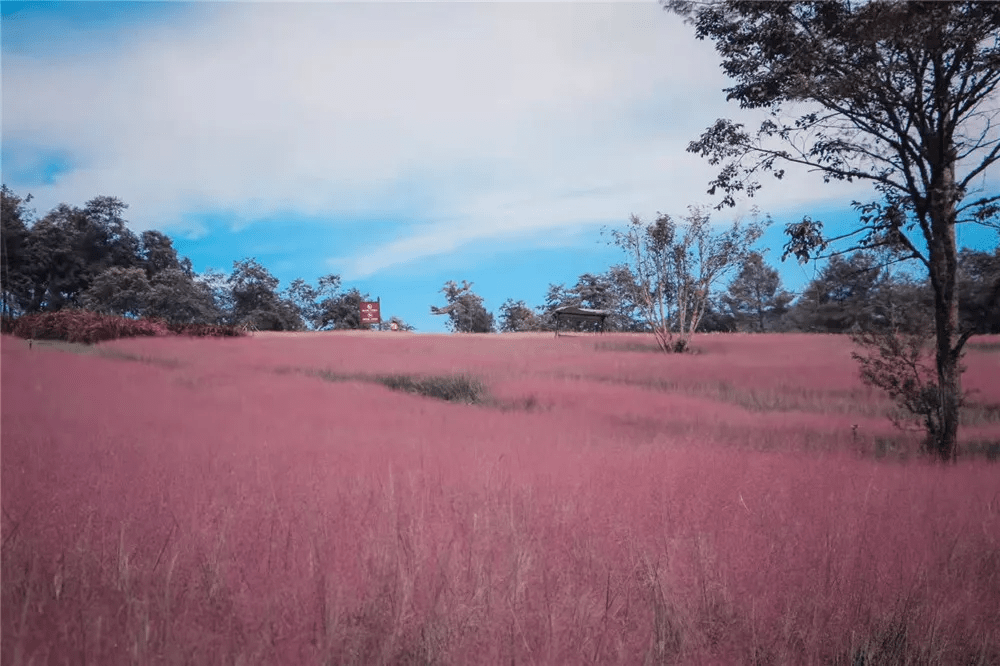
[2,185,998,336]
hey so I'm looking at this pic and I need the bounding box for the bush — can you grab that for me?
[13,309,171,344]
[10,309,248,344]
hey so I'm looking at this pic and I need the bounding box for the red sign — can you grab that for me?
[360,300,381,324]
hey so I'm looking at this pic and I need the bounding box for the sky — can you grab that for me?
[2,0,998,333]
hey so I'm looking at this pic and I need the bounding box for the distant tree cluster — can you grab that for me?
[0,186,413,333]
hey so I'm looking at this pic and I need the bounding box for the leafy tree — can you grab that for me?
[283,278,319,329]
[10,196,144,313]
[228,258,302,331]
[139,230,189,280]
[572,273,617,311]
[957,248,1000,335]
[20,208,88,312]
[603,264,648,332]
[668,1,1000,459]
[145,268,222,325]
[431,280,495,333]
[869,267,934,334]
[789,252,883,333]
[721,252,794,332]
[1,186,35,319]
[536,282,578,331]
[696,298,737,333]
[81,196,142,273]
[608,207,766,351]
[81,267,151,318]
[195,268,236,325]
[499,298,540,332]
[283,274,344,330]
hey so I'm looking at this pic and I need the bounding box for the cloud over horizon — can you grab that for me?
[2,1,889,280]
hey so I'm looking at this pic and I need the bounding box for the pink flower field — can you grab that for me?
[2,332,999,664]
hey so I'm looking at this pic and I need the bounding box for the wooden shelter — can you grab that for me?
[552,306,609,335]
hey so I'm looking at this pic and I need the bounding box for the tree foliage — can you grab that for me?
[667,0,1000,460]
[431,281,495,333]
[81,267,152,318]
[789,252,883,332]
[499,298,540,333]
[721,252,794,332]
[145,268,221,325]
[1,186,35,320]
[228,258,302,331]
[957,247,1000,335]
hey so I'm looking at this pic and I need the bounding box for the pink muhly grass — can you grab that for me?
[2,332,998,664]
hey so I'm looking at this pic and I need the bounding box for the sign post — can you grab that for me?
[360,298,381,327]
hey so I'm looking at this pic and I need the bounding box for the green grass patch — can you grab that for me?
[309,369,489,405]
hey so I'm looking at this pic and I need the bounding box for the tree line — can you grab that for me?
[4,184,995,341]
[0,186,412,333]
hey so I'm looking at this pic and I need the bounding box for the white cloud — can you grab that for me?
[5,1,880,275]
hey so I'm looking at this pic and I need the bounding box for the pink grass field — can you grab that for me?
[2,332,999,664]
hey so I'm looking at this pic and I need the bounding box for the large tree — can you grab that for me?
[668,1,1000,460]
[608,207,766,351]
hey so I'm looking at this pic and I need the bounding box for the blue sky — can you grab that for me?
[3,1,997,333]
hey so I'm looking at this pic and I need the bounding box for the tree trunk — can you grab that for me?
[928,152,962,463]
